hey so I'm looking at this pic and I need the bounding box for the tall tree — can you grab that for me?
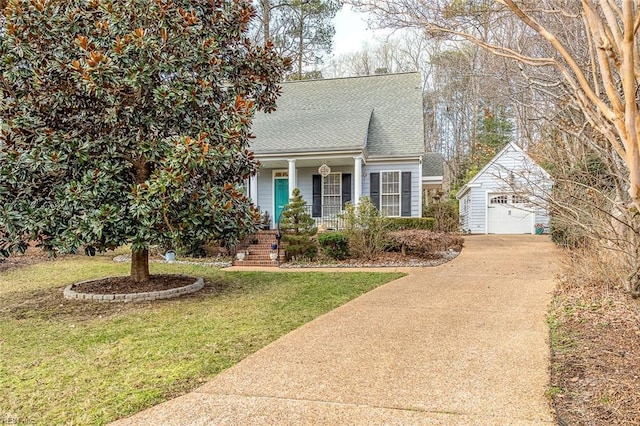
[255,0,340,79]
[0,0,289,283]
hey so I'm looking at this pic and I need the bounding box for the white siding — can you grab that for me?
[459,192,471,232]
[256,170,275,224]
[461,144,552,234]
[363,162,421,217]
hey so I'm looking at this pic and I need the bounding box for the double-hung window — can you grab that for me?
[380,171,400,216]
[322,173,342,217]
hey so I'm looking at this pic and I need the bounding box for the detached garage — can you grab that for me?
[457,142,552,235]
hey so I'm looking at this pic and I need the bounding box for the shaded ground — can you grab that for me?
[550,277,640,425]
[2,257,402,425]
[0,248,56,273]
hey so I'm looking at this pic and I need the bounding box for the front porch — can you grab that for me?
[247,154,424,229]
[249,155,364,229]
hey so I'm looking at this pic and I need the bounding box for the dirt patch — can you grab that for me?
[73,274,196,294]
[0,247,58,272]
[550,277,640,425]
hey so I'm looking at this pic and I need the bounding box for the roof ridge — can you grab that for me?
[282,71,420,85]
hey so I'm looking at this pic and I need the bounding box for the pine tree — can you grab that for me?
[280,188,317,235]
[279,188,317,260]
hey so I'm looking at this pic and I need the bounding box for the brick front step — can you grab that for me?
[232,230,286,266]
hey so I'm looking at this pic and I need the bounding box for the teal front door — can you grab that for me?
[274,178,289,225]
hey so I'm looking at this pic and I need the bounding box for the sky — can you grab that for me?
[331,5,389,56]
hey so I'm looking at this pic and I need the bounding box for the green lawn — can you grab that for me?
[0,255,403,425]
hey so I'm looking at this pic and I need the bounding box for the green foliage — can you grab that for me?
[278,0,340,79]
[283,234,318,261]
[317,231,349,260]
[280,188,317,236]
[386,230,464,256]
[0,0,289,272]
[384,217,435,231]
[341,198,388,260]
[280,188,317,260]
[474,107,513,163]
[451,106,513,189]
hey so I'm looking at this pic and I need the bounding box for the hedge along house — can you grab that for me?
[246,72,443,228]
[456,142,552,234]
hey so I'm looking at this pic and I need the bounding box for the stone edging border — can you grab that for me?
[63,275,204,302]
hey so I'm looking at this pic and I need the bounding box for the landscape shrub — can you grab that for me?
[280,188,317,261]
[341,198,388,260]
[384,217,435,231]
[386,230,464,257]
[423,198,459,232]
[317,232,349,260]
[284,235,318,261]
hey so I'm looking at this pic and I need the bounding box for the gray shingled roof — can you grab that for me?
[422,152,444,177]
[250,72,425,157]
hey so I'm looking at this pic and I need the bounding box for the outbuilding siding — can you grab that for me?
[458,143,552,234]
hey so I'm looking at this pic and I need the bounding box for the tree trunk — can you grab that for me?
[261,0,270,44]
[131,248,150,283]
[297,5,304,79]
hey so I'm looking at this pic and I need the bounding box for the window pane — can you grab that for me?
[380,172,400,216]
[323,173,342,216]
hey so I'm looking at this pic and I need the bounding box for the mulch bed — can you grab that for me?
[281,250,460,268]
[73,275,196,294]
[551,282,640,425]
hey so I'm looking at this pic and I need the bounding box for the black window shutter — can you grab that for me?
[312,174,322,217]
[370,173,380,209]
[342,173,352,208]
[401,172,412,217]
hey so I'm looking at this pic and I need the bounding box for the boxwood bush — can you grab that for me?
[317,232,349,260]
[384,217,435,231]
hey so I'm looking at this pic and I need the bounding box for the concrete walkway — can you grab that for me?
[112,235,558,425]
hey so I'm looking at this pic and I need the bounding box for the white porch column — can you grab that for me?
[354,156,363,205]
[249,174,258,206]
[287,159,296,197]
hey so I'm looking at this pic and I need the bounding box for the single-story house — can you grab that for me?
[456,142,552,234]
[246,72,443,228]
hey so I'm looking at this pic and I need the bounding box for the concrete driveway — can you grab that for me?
[112,235,558,425]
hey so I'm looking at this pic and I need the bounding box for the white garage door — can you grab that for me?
[487,194,533,234]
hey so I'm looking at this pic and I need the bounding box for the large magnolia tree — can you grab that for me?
[0,0,289,283]
[350,0,640,294]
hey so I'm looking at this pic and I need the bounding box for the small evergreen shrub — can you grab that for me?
[318,232,349,260]
[280,188,318,261]
[384,217,435,231]
[284,235,318,261]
